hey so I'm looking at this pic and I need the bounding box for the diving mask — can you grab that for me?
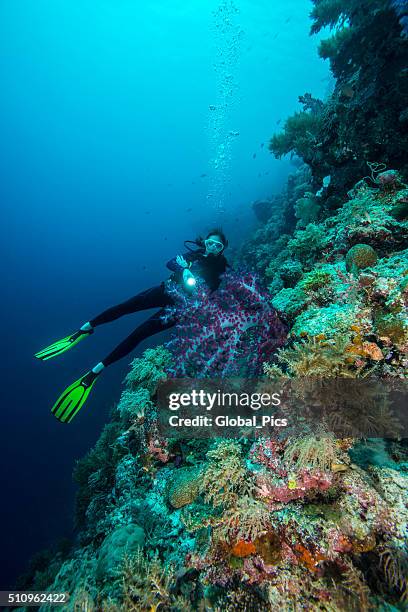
[204,238,224,254]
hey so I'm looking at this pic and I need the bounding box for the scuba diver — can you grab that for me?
[35,229,229,424]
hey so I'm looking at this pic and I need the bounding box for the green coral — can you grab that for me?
[379,543,408,604]
[201,441,253,509]
[333,185,408,252]
[294,192,321,228]
[217,496,271,544]
[283,432,340,472]
[279,260,304,287]
[291,303,357,338]
[118,388,153,420]
[346,243,378,273]
[271,286,309,321]
[318,27,353,63]
[372,250,408,309]
[124,346,172,394]
[300,268,332,292]
[118,550,189,610]
[96,524,145,583]
[287,223,327,265]
[310,0,347,34]
[73,421,125,529]
[269,112,322,161]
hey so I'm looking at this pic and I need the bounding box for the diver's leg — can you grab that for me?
[50,307,176,423]
[88,283,173,328]
[99,308,176,368]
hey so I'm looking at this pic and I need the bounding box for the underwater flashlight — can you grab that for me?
[185,275,196,287]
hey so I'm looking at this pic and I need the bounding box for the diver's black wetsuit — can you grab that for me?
[90,249,229,367]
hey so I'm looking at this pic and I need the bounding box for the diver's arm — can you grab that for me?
[166,251,197,272]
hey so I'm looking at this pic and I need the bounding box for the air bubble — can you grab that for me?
[206,0,244,215]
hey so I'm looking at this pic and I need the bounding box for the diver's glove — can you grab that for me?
[176,255,189,269]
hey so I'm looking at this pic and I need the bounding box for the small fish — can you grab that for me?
[285,16,292,23]
[186,207,192,212]
[258,172,262,177]
[276,119,281,125]
[288,477,297,490]
[200,173,207,177]
[331,463,348,473]
[144,211,150,215]
[192,181,195,184]
[142,265,147,270]
[252,153,257,159]
[260,142,264,148]
[273,33,279,40]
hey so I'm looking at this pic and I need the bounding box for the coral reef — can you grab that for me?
[17,312,408,611]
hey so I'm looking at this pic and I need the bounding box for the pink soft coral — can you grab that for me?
[162,270,287,377]
[256,469,333,504]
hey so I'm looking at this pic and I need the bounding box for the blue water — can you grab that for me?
[0,0,329,588]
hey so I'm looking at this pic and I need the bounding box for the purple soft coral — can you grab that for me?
[161,270,287,377]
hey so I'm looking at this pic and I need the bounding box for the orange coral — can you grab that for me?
[294,543,325,573]
[346,339,383,361]
[361,341,384,360]
[231,540,256,558]
[336,438,355,452]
